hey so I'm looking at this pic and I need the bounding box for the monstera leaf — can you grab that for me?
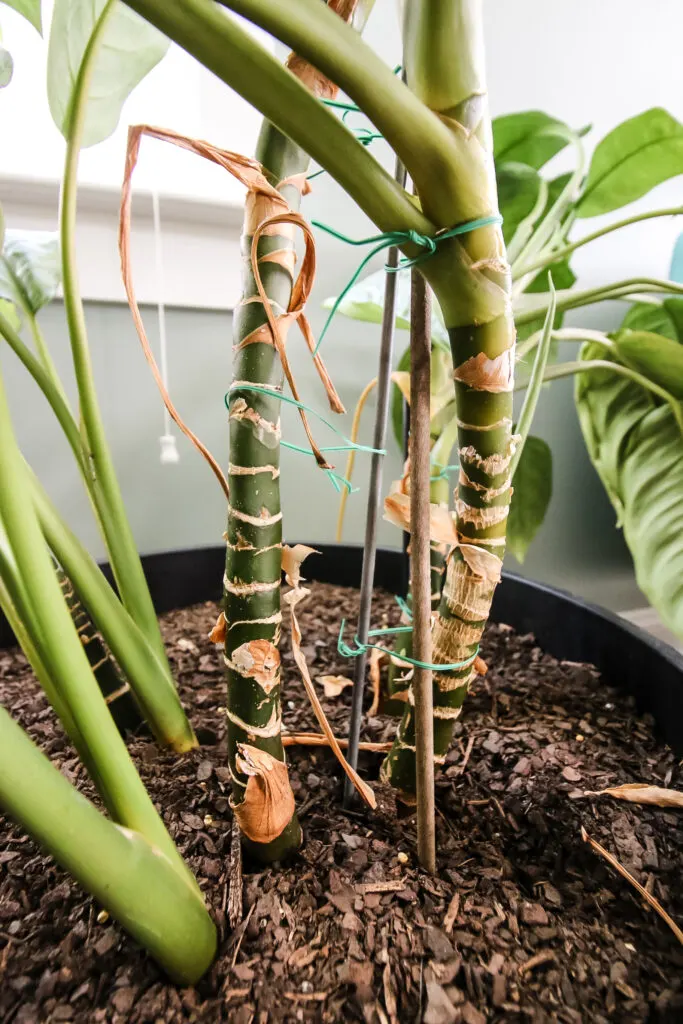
[575,342,683,639]
[507,435,552,563]
[492,111,575,170]
[0,230,61,316]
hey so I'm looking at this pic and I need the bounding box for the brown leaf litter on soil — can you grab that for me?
[1,582,683,1023]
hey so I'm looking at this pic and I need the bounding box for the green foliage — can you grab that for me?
[496,161,544,248]
[47,0,169,147]
[577,108,683,218]
[0,46,13,86]
[614,330,683,399]
[0,0,41,33]
[507,435,552,563]
[619,300,683,341]
[0,230,61,316]
[576,343,683,638]
[492,110,574,170]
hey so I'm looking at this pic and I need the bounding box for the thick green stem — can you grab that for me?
[59,1,171,670]
[0,706,215,984]
[123,0,429,238]
[0,362,189,881]
[383,0,515,799]
[29,472,197,752]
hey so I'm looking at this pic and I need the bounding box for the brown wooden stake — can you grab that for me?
[410,268,436,874]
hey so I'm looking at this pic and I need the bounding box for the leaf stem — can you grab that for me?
[510,283,556,476]
[515,277,683,326]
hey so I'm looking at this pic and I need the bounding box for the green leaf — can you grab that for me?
[0,0,41,33]
[493,111,573,170]
[0,230,61,315]
[0,45,12,87]
[663,298,683,342]
[576,348,683,638]
[507,435,552,563]
[614,330,683,400]
[496,162,544,248]
[525,259,576,294]
[577,108,683,218]
[47,0,169,148]
[619,301,679,341]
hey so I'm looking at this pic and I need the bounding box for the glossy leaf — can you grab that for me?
[493,111,573,170]
[575,343,683,638]
[614,330,683,399]
[0,0,41,33]
[0,230,61,315]
[507,435,552,563]
[577,108,683,218]
[496,162,544,248]
[47,0,169,148]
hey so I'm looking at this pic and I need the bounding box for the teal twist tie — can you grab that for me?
[337,618,479,673]
[312,213,503,356]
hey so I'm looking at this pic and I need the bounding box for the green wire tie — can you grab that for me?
[337,618,479,672]
[225,383,385,494]
[430,463,459,483]
[311,214,503,356]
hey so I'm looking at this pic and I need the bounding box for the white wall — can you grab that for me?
[1,0,682,611]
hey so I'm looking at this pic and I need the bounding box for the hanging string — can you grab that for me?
[225,383,384,494]
[337,618,479,672]
[311,214,503,356]
[151,190,179,465]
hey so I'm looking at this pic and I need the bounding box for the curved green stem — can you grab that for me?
[515,206,683,279]
[515,277,683,327]
[123,0,431,237]
[59,0,170,668]
[28,470,196,752]
[26,310,70,404]
[510,285,556,476]
[0,707,215,984]
[516,326,615,360]
[529,358,683,440]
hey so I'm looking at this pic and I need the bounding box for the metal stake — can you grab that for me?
[343,158,406,807]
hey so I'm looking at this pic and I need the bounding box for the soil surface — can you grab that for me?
[1,582,683,1023]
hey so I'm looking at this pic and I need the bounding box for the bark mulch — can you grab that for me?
[1,582,683,1023]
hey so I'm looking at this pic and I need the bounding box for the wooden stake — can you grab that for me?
[409,268,436,874]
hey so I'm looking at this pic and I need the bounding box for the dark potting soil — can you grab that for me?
[1,583,683,1024]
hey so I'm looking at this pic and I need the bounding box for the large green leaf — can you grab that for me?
[496,162,544,249]
[614,330,683,400]
[575,344,683,638]
[507,434,552,563]
[47,0,169,148]
[0,230,61,315]
[577,108,683,218]
[0,0,41,33]
[493,111,573,170]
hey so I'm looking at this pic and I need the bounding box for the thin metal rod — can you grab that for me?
[343,157,406,807]
[409,268,436,873]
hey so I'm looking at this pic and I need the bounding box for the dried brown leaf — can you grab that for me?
[208,611,226,644]
[233,744,295,844]
[592,783,683,808]
[318,674,353,698]
[282,543,319,588]
[383,491,457,546]
[231,639,280,693]
[367,647,384,718]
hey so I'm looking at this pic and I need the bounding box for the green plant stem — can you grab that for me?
[122,0,430,238]
[28,471,196,752]
[0,362,189,881]
[515,206,683,279]
[515,278,683,327]
[516,326,613,360]
[510,286,557,476]
[530,359,683,440]
[0,706,215,984]
[59,0,170,670]
[383,0,516,798]
[26,309,70,403]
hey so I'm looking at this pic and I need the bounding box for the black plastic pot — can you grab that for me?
[2,543,682,754]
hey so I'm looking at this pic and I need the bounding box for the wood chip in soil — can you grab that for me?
[1,582,683,1022]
